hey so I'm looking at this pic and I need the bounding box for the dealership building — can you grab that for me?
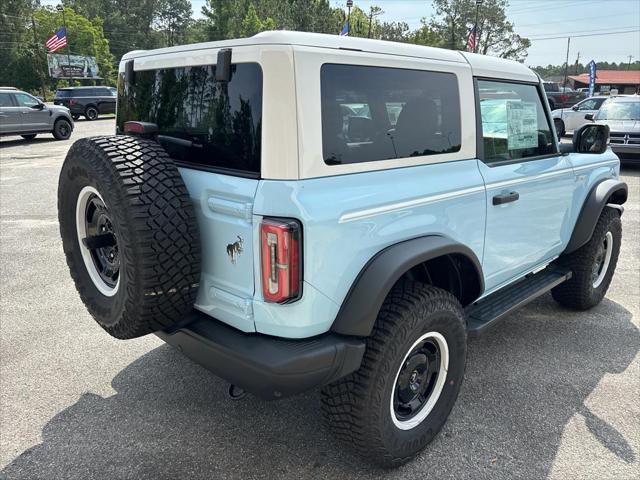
[569,70,640,95]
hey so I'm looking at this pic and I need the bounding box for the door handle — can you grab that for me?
[493,191,520,205]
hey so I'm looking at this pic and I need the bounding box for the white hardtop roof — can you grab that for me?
[122,30,537,82]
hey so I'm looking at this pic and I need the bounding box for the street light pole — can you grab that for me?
[347,0,353,36]
[56,4,72,82]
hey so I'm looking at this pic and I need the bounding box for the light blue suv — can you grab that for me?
[57,32,627,467]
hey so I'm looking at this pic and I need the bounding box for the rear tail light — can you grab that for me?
[260,218,302,303]
[561,94,569,103]
[69,99,76,105]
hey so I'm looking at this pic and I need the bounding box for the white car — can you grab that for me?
[552,96,607,136]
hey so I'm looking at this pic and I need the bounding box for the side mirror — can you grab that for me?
[573,124,609,154]
[571,104,579,111]
[31,103,45,110]
[584,113,595,121]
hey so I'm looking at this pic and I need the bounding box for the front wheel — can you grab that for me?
[52,119,72,140]
[321,283,467,467]
[554,118,566,138]
[552,207,622,310]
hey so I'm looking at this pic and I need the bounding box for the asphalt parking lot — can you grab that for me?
[1,119,638,480]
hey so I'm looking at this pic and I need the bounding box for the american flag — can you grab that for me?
[46,28,67,53]
[466,26,477,52]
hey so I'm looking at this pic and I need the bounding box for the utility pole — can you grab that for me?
[574,51,580,75]
[562,37,570,89]
[474,0,483,54]
[30,11,47,100]
[367,6,383,39]
[56,4,72,83]
[628,55,634,70]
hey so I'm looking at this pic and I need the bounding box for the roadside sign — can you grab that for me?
[588,60,597,97]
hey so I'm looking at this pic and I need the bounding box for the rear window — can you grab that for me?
[320,64,461,165]
[117,63,262,176]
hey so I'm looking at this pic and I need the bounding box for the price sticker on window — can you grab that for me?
[507,101,538,150]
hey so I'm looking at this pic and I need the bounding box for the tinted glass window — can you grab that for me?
[478,80,556,164]
[14,92,40,107]
[321,64,461,165]
[0,93,12,107]
[55,89,72,98]
[96,88,112,96]
[577,98,604,111]
[596,100,640,120]
[117,63,262,175]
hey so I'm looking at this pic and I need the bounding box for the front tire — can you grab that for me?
[321,283,467,468]
[554,118,565,137]
[552,207,621,310]
[52,118,72,140]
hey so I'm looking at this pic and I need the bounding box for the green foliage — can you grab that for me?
[429,0,530,60]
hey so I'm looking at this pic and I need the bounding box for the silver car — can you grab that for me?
[590,95,640,159]
[0,88,74,141]
[551,96,607,137]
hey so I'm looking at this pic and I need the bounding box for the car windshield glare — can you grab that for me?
[597,101,640,120]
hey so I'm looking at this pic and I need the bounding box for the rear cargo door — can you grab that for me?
[116,59,265,332]
[178,169,258,332]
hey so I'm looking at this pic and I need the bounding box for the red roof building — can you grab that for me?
[569,70,640,94]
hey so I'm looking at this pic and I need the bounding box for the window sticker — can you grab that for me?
[507,101,538,150]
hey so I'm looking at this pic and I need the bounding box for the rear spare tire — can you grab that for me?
[58,136,201,339]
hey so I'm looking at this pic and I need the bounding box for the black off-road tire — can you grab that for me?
[551,207,621,310]
[85,106,99,120]
[321,282,467,468]
[554,118,565,137]
[58,135,201,339]
[21,134,37,140]
[52,118,72,140]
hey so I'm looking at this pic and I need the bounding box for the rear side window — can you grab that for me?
[0,93,12,107]
[117,63,262,176]
[477,80,556,164]
[321,64,461,165]
[55,89,72,98]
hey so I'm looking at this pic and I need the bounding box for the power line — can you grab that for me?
[531,29,640,41]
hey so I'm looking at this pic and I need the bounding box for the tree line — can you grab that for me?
[3,0,629,98]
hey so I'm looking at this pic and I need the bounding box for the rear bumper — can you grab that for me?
[156,310,365,400]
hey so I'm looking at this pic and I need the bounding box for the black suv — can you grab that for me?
[54,86,116,121]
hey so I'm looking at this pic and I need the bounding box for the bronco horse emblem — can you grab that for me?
[226,235,243,264]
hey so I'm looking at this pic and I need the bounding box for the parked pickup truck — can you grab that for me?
[543,82,583,110]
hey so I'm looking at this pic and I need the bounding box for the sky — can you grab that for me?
[43,0,640,67]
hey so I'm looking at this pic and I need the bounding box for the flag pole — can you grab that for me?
[56,4,72,82]
[474,0,483,53]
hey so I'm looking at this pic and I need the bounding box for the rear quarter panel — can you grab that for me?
[253,160,486,337]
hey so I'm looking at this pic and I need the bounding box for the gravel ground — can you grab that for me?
[1,120,638,480]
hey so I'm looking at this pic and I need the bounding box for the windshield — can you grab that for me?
[596,100,640,120]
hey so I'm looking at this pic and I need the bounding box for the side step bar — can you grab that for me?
[466,267,572,336]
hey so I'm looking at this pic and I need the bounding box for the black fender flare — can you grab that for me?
[330,236,484,337]
[564,178,627,254]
